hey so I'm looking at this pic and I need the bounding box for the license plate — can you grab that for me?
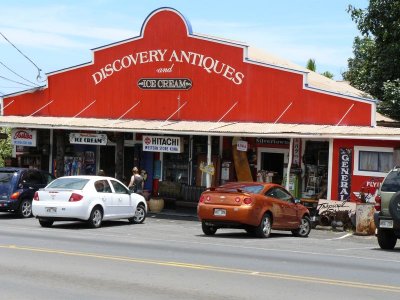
[45,207,57,213]
[214,209,226,216]
[380,219,393,228]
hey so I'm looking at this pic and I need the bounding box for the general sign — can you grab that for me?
[142,135,182,153]
[69,133,108,145]
[338,148,352,201]
[11,129,37,147]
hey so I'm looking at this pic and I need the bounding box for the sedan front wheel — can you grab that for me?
[129,204,146,224]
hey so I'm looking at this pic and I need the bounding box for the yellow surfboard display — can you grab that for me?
[232,137,253,181]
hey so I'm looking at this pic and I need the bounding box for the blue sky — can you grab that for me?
[0,0,369,96]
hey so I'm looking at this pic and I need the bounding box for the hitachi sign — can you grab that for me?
[142,135,183,153]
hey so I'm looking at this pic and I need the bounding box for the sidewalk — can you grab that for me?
[148,208,198,221]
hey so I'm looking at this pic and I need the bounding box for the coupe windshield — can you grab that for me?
[47,178,89,190]
[219,185,264,194]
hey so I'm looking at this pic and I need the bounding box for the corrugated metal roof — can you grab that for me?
[1,115,400,140]
[246,48,373,101]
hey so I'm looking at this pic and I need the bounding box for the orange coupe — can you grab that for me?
[197,182,311,238]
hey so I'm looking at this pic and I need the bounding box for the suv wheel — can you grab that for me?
[389,192,400,222]
[377,229,397,250]
[18,199,32,218]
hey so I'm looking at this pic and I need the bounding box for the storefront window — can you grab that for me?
[354,146,393,177]
[163,137,189,184]
[359,151,392,173]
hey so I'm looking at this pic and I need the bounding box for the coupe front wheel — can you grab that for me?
[88,207,103,228]
[292,216,311,237]
[255,213,272,238]
[202,221,217,235]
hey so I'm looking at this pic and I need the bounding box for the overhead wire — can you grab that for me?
[0,60,40,86]
[0,75,38,88]
[0,31,43,81]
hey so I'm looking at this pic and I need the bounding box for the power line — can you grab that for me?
[0,31,43,80]
[0,60,40,86]
[0,75,38,88]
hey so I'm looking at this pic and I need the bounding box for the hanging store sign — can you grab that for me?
[237,140,248,152]
[138,78,192,90]
[256,138,290,145]
[69,133,108,145]
[338,148,352,201]
[11,129,37,147]
[200,162,215,175]
[142,135,183,153]
[292,138,301,166]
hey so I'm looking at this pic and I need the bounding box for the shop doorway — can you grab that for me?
[257,148,288,184]
[100,146,115,177]
[302,141,329,198]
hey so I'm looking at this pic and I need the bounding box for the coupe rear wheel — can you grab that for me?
[39,219,54,228]
[202,221,217,235]
[129,204,146,224]
[18,199,32,218]
[292,216,311,237]
[255,213,272,238]
[377,229,397,250]
[88,207,103,228]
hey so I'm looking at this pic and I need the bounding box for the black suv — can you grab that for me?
[374,167,400,249]
[0,167,55,218]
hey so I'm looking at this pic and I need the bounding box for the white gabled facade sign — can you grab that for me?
[11,129,37,147]
[142,135,183,153]
[69,133,108,145]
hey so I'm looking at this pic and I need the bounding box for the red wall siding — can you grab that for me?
[332,139,400,201]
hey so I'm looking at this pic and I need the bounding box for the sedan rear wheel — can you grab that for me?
[255,213,272,238]
[129,204,146,224]
[202,221,217,235]
[292,216,311,237]
[18,199,32,218]
[88,207,103,228]
[39,219,54,228]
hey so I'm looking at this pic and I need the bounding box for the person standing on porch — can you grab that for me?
[128,167,144,194]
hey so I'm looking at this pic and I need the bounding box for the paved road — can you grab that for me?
[1,212,400,299]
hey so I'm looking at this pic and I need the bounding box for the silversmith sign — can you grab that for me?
[137,78,192,90]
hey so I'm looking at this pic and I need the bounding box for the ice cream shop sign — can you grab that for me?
[69,133,108,145]
[11,129,37,147]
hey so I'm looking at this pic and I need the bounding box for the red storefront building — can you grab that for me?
[1,8,400,207]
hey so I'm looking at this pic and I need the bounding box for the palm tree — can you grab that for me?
[306,58,334,79]
[306,59,316,72]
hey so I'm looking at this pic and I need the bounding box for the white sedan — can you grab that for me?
[32,175,147,228]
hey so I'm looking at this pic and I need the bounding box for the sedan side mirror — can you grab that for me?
[294,198,301,204]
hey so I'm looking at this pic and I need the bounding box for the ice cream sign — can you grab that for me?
[69,133,108,145]
[11,129,37,146]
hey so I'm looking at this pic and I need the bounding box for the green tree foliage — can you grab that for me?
[306,59,316,72]
[343,0,400,120]
[378,79,400,120]
[0,128,12,167]
[306,58,335,79]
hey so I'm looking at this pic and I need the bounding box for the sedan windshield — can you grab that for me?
[47,178,89,190]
